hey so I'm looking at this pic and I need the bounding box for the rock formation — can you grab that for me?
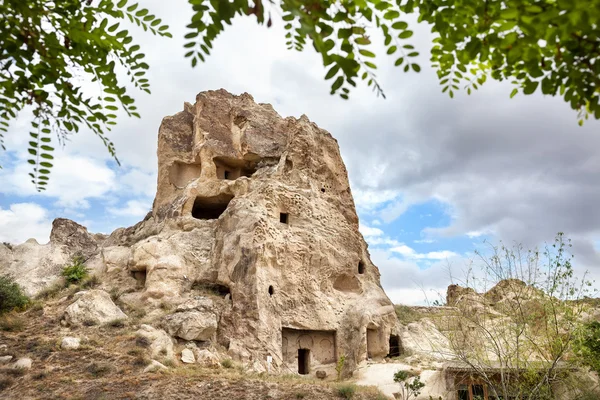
[0,89,400,377]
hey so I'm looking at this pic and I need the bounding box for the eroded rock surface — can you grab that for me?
[63,290,128,326]
[0,89,401,377]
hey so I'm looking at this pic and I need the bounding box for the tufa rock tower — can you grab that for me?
[0,89,400,377]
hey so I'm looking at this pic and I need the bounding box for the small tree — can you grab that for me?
[438,233,593,400]
[393,370,425,400]
[335,354,346,381]
[0,275,30,314]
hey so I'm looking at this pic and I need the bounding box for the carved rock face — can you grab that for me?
[143,89,400,375]
[0,90,401,376]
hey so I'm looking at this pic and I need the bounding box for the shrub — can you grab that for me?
[336,354,346,381]
[81,274,100,289]
[0,275,30,314]
[105,319,126,328]
[35,280,65,300]
[0,313,26,332]
[220,358,233,368]
[133,355,151,367]
[135,335,152,348]
[337,384,356,399]
[61,257,89,284]
[86,362,113,377]
[0,377,13,391]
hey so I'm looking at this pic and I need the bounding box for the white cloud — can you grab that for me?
[466,228,495,238]
[359,223,384,238]
[107,199,152,218]
[414,238,436,244]
[0,154,116,209]
[353,188,401,214]
[0,203,52,244]
[390,244,459,260]
[118,168,157,198]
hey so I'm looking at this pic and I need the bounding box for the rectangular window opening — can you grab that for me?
[280,213,289,224]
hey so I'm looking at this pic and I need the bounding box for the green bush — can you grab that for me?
[61,257,89,284]
[220,358,233,368]
[0,275,30,314]
[337,384,356,399]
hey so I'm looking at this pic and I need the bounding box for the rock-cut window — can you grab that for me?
[280,213,289,224]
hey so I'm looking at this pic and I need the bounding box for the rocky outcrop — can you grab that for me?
[50,218,98,258]
[63,290,128,326]
[136,324,175,361]
[163,310,218,341]
[0,219,102,297]
[0,89,401,377]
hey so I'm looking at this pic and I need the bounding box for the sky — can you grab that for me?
[1,2,600,305]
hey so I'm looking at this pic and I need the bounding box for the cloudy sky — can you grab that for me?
[1,2,599,305]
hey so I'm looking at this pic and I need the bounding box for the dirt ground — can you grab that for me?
[0,298,386,400]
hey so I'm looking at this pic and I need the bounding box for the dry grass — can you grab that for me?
[0,313,26,332]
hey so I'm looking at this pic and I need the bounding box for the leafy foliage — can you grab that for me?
[184,0,600,123]
[0,274,30,314]
[61,256,89,284]
[2,0,598,189]
[574,321,600,374]
[393,370,425,400]
[0,0,170,189]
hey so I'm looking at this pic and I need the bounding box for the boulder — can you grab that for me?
[61,337,81,350]
[143,360,168,373]
[194,349,220,368]
[0,355,13,364]
[181,348,195,364]
[163,311,217,341]
[13,358,32,369]
[316,370,327,380]
[63,290,128,326]
[136,324,175,360]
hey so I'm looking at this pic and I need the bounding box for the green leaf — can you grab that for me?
[392,21,408,30]
[398,31,413,39]
[384,10,400,20]
[510,88,518,98]
[523,81,539,95]
[331,76,344,92]
[325,65,340,80]
[395,57,404,66]
[500,8,519,20]
[387,46,397,55]
[359,49,376,58]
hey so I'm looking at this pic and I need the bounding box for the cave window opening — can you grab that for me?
[131,270,147,287]
[321,188,326,193]
[224,170,231,180]
[268,285,274,296]
[358,261,365,274]
[191,195,233,220]
[192,281,231,297]
[387,335,401,358]
[280,213,289,224]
